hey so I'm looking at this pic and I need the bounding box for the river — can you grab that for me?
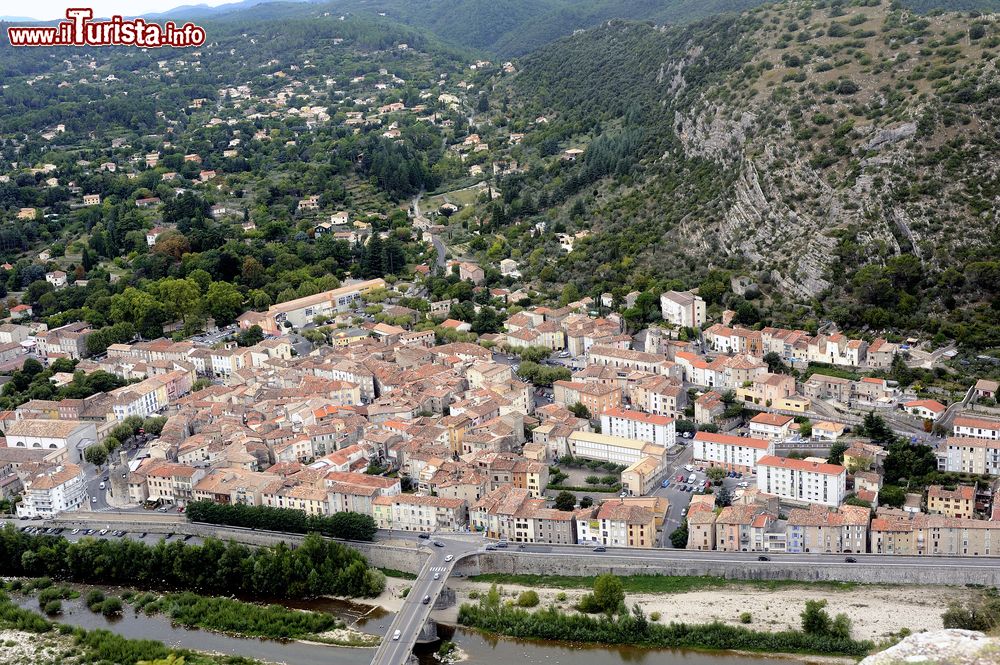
[14,592,800,665]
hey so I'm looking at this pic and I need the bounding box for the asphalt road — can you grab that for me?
[369,536,473,665]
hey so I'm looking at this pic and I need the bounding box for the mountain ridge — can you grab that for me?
[488,0,999,348]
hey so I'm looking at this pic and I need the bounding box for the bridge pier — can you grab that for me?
[415,619,439,644]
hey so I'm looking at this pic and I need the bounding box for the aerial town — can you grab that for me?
[4,278,999,558]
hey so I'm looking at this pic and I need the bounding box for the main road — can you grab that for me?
[369,535,477,665]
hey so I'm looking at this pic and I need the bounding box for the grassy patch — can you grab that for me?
[467,573,859,593]
[378,568,418,580]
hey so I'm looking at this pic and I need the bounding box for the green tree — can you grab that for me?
[84,444,108,467]
[827,441,848,465]
[715,486,732,508]
[553,491,577,511]
[205,281,244,325]
[801,599,831,635]
[569,402,591,419]
[588,574,625,614]
[877,485,906,508]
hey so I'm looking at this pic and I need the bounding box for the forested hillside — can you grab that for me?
[314,0,1000,56]
[480,0,999,350]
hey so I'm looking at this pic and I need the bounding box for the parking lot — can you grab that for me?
[16,524,205,547]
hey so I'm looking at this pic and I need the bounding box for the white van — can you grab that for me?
[683,465,695,472]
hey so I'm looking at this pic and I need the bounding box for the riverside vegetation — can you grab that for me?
[457,576,874,658]
[0,590,262,665]
[0,524,384,599]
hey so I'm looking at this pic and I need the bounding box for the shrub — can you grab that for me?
[100,597,123,617]
[43,600,62,616]
[740,612,752,624]
[517,591,540,608]
[86,590,106,611]
[556,592,567,602]
[650,612,661,621]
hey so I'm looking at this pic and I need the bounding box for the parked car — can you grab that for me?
[485,545,496,551]
[681,507,688,517]
[496,541,508,548]
[593,546,607,552]
[661,480,670,488]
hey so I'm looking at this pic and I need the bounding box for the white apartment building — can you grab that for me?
[953,415,1000,440]
[692,431,773,472]
[371,494,468,532]
[660,290,706,328]
[568,431,665,467]
[748,412,794,440]
[16,463,87,518]
[756,455,847,507]
[600,408,675,447]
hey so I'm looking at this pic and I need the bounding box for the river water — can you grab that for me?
[15,593,797,665]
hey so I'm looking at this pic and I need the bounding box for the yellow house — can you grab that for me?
[927,485,975,519]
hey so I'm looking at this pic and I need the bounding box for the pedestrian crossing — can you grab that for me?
[429,566,448,573]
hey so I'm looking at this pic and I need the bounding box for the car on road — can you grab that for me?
[433,541,445,548]
[845,557,857,563]
[681,507,688,517]
[496,541,508,548]
[593,546,607,552]
[444,554,454,562]
[485,545,496,551]
[684,465,695,472]
[392,630,401,641]
[661,480,670,488]
[758,555,770,561]
[433,572,440,580]
[418,533,430,539]
[557,351,571,358]
[91,496,97,503]
[422,595,431,605]
[737,481,750,488]
[99,482,106,490]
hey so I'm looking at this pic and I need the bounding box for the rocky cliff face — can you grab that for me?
[861,629,1000,665]
[658,1,998,298]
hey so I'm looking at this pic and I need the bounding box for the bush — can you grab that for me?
[577,574,624,614]
[86,589,106,611]
[740,612,752,624]
[100,597,124,617]
[43,600,62,616]
[517,591,540,608]
[650,612,661,621]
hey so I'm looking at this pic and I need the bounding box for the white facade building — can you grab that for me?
[15,463,87,518]
[660,290,706,328]
[568,431,665,467]
[692,431,773,472]
[4,420,98,464]
[600,408,675,447]
[756,455,847,507]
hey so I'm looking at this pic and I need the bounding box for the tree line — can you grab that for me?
[0,525,384,599]
[185,500,378,541]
